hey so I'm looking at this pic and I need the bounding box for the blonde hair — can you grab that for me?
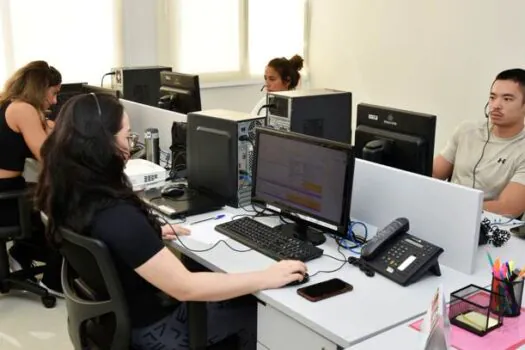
[0,60,62,114]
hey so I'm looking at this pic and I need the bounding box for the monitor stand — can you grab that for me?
[276,222,326,246]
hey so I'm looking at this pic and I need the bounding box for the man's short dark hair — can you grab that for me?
[494,68,525,102]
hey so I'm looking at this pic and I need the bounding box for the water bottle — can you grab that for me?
[144,128,160,164]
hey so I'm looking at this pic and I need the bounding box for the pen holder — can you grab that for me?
[489,274,524,317]
[449,285,503,337]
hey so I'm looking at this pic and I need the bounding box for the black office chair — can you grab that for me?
[59,227,239,350]
[59,227,132,350]
[0,188,56,308]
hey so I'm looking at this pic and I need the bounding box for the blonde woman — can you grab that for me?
[0,60,63,296]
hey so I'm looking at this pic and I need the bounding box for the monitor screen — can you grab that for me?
[252,128,354,242]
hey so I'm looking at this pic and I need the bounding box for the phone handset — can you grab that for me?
[361,218,410,260]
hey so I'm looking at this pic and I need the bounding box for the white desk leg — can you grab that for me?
[257,303,338,350]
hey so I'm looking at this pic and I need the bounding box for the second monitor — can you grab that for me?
[158,71,201,114]
[354,103,436,176]
[252,128,355,246]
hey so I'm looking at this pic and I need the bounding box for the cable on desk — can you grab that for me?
[308,246,348,278]
[334,220,369,254]
[155,212,253,253]
[240,203,256,213]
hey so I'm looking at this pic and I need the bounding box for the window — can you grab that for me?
[0,0,10,85]
[1,0,117,86]
[248,0,306,76]
[177,0,241,75]
[164,0,308,82]
[0,24,7,86]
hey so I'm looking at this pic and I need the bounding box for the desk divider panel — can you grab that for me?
[121,99,187,151]
[351,159,483,274]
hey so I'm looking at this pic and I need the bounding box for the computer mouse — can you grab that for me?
[161,184,186,198]
[285,272,310,287]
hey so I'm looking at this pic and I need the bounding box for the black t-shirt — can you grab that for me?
[90,202,179,328]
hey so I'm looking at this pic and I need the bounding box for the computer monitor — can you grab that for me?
[158,71,201,114]
[47,82,86,120]
[48,83,121,120]
[82,84,121,98]
[251,128,355,246]
[354,103,436,176]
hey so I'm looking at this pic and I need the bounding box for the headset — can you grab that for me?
[472,101,491,188]
[89,92,102,117]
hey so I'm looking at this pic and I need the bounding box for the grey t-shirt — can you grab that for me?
[440,120,525,200]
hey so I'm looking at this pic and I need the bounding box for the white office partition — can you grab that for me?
[351,159,483,274]
[120,99,186,151]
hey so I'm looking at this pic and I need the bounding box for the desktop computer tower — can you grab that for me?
[111,66,172,107]
[266,88,352,144]
[187,109,266,208]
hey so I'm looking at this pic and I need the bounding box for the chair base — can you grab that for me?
[0,276,57,308]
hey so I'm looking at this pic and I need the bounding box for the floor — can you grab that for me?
[0,290,72,349]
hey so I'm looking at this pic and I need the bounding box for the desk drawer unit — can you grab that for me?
[257,303,338,350]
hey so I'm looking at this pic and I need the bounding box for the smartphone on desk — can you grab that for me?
[297,278,353,302]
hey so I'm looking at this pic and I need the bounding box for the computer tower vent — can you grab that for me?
[248,119,265,142]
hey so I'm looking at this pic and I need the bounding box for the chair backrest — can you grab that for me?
[0,189,32,240]
[59,227,131,350]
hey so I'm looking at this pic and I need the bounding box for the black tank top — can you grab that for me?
[0,101,33,171]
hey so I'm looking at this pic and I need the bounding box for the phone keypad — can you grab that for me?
[382,243,409,268]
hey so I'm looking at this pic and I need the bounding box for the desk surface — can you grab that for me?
[167,206,493,348]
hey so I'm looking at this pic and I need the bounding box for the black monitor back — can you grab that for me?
[48,82,86,120]
[159,72,201,114]
[354,103,436,176]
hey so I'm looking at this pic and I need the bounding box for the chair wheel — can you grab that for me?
[42,295,57,308]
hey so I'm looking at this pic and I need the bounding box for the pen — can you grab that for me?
[486,251,494,269]
[506,262,512,280]
[493,259,501,277]
[190,214,226,225]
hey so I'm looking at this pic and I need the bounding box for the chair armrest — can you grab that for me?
[0,189,28,200]
[0,188,33,238]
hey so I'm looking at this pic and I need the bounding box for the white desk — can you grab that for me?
[166,207,489,349]
[350,233,525,349]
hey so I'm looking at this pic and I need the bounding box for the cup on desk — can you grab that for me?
[489,273,524,317]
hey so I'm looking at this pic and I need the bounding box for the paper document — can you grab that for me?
[170,212,235,246]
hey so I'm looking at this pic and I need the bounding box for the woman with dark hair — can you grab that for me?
[36,93,307,349]
[0,60,63,296]
[251,54,304,116]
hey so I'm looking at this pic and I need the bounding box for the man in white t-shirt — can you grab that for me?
[433,69,525,217]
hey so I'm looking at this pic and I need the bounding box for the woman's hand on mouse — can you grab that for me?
[263,260,307,289]
[161,224,191,240]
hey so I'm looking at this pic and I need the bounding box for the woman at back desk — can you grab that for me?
[0,60,63,295]
[251,54,304,116]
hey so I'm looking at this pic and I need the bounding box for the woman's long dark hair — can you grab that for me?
[36,93,160,246]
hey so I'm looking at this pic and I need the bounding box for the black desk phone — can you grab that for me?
[361,218,444,286]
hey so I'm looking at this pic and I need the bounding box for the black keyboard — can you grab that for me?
[215,217,324,262]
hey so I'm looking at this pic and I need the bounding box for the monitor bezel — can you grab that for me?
[251,127,354,239]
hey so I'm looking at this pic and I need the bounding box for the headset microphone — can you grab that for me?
[260,85,266,92]
[484,101,489,118]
